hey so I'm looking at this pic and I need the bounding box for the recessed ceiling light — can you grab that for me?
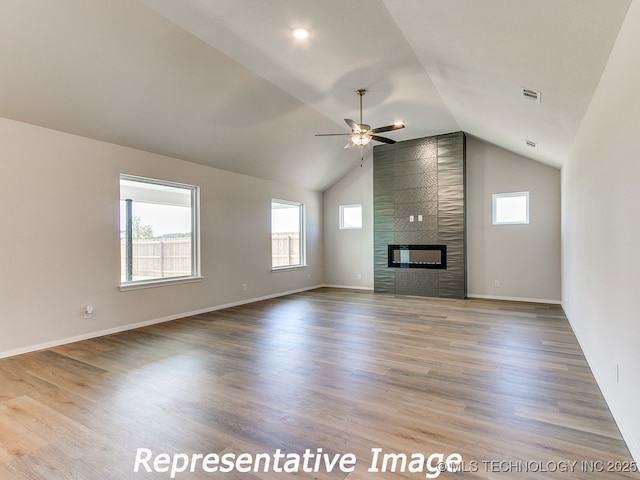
[291,27,310,40]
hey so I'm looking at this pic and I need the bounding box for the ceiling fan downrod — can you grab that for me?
[357,89,366,127]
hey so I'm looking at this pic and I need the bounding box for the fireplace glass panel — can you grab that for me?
[388,244,447,269]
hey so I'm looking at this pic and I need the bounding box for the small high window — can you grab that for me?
[492,192,529,225]
[339,204,363,229]
[120,175,200,288]
[271,199,305,269]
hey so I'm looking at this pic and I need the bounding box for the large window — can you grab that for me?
[492,191,530,225]
[271,199,305,269]
[120,175,200,288]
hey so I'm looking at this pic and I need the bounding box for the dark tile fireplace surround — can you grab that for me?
[373,132,466,298]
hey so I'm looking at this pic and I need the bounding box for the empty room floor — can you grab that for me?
[0,288,637,479]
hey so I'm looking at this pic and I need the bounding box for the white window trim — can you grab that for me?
[339,204,363,230]
[492,191,530,225]
[119,174,201,290]
[119,276,204,292]
[271,198,306,270]
[270,265,308,273]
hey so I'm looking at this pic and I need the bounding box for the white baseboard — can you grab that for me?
[321,284,374,291]
[563,304,640,464]
[321,287,561,303]
[466,293,562,305]
[320,288,560,303]
[0,285,323,360]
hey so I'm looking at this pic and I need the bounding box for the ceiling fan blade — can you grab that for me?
[370,123,405,134]
[344,141,354,149]
[344,119,358,130]
[371,135,396,144]
[315,133,351,136]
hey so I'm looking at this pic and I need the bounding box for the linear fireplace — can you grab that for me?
[387,244,447,269]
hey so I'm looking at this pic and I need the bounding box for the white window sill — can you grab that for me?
[119,276,204,292]
[271,265,307,272]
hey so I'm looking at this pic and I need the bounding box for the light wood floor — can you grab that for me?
[0,288,637,479]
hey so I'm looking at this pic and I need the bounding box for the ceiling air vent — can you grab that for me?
[521,87,541,103]
[525,139,538,148]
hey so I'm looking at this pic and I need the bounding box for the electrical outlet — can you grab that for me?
[494,280,500,288]
[242,283,247,291]
[83,305,94,320]
[356,273,362,280]
[615,363,620,383]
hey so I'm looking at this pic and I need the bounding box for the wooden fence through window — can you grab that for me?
[120,237,192,281]
[271,232,300,267]
[120,232,300,280]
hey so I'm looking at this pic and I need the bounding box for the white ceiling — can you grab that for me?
[0,0,632,191]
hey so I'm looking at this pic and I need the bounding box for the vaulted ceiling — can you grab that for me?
[0,0,632,191]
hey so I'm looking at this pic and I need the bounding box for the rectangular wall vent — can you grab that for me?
[525,139,537,148]
[522,87,541,103]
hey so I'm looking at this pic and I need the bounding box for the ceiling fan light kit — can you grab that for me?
[351,133,372,146]
[316,89,405,153]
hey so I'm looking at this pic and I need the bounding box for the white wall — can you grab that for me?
[466,136,561,302]
[0,117,323,357]
[323,160,373,289]
[562,0,640,462]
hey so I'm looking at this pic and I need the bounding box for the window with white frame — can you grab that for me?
[120,175,200,287]
[492,191,530,225]
[271,199,305,269]
[339,204,363,229]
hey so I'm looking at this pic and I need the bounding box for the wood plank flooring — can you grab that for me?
[0,288,638,479]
